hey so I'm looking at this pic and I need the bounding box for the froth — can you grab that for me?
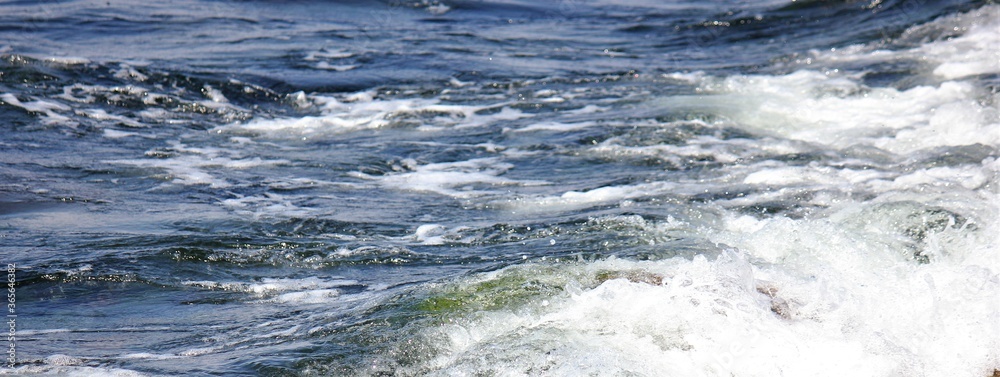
[500,181,675,214]
[655,6,1000,156]
[1,93,74,126]
[397,226,998,376]
[0,365,149,376]
[659,71,998,155]
[356,157,546,198]
[182,277,358,305]
[226,92,531,137]
[899,5,999,80]
[107,141,289,188]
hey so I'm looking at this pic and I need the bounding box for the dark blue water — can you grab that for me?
[1,1,998,376]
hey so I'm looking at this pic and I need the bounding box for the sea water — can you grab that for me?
[0,0,998,376]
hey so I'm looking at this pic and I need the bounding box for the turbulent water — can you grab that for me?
[1,0,998,376]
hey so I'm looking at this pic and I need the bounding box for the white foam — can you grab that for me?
[404,224,999,376]
[358,157,546,198]
[102,129,141,139]
[651,6,1000,156]
[0,366,149,376]
[589,131,748,165]
[741,164,890,187]
[330,246,410,258]
[396,142,999,374]
[45,354,83,366]
[202,84,229,104]
[1,93,75,126]
[54,83,195,126]
[274,289,341,304]
[426,4,450,14]
[78,108,146,128]
[185,276,345,293]
[222,93,531,137]
[501,181,674,214]
[805,6,1000,81]
[111,64,149,82]
[565,104,608,115]
[107,156,217,188]
[246,277,345,294]
[43,56,91,65]
[304,48,355,61]
[507,121,596,133]
[57,83,155,105]
[107,140,289,188]
[707,211,999,375]
[177,346,222,357]
[17,328,73,336]
[183,277,356,305]
[657,70,998,155]
[119,353,182,360]
[221,192,316,219]
[314,62,357,71]
[258,324,302,338]
[880,164,993,192]
[904,6,999,80]
[414,224,448,245]
[413,224,477,245]
[662,70,707,84]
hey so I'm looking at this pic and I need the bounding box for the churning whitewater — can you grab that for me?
[0,0,997,376]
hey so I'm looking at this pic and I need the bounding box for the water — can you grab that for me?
[1,0,998,375]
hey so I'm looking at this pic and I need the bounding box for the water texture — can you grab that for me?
[0,0,998,375]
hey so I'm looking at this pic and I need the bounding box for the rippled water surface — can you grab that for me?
[1,0,998,376]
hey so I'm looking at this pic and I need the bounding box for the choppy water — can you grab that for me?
[1,0,998,376]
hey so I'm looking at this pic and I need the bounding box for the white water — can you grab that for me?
[367,5,1000,376]
[5,3,998,376]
